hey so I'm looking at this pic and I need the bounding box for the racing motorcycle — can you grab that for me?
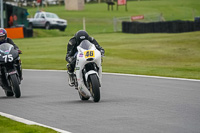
[68,40,103,102]
[0,43,22,98]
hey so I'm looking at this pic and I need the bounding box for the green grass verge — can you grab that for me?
[0,115,57,133]
[14,31,200,80]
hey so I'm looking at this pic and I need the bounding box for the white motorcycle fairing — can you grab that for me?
[74,40,102,99]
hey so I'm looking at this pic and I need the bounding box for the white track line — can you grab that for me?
[103,72,200,82]
[24,69,200,82]
[0,112,71,133]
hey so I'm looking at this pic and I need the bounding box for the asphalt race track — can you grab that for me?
[0,70,200,133]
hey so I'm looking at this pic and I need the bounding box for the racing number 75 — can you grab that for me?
[3,54,13,63]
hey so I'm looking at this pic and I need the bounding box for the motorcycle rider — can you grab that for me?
[0,28,23,83]
[66,30,105,86]
[0,28,19,49]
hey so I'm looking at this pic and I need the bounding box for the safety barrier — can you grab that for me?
[5,27,33,39]
[122,20,200,33]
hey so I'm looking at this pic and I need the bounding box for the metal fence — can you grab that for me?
[113,13,163,32]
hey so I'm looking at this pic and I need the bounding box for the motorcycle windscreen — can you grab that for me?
[0,43,19,62]
[0,43,13,52]
[79,40,93,50]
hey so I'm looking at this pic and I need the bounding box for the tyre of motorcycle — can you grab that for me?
[77,69,101,102]
[0,72,13,97]
[88,74,100,102]
[1,70,21,98]
[9,74,21,98]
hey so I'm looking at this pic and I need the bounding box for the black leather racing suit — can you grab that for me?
[0,38,19,49]
[66,36,105,72]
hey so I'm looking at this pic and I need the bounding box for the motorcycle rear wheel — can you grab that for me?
[89,74,100,102]
[78,91,90,101]
[10,74,21,98]
[4,90,14,97]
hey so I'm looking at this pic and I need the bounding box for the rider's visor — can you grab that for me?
[0,36,5,41]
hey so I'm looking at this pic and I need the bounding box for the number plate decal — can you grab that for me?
[3,54,13,63]
[84,50,95,58]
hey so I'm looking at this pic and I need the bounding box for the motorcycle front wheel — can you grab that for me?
[89,74,100,102]
[9,74,21,98]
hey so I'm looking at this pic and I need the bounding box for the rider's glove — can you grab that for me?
[18,50,22,54]
[66,53,78,63]
[100,49,105,56]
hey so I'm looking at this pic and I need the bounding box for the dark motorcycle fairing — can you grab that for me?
[0,43,21,97]
[0,43,19,63]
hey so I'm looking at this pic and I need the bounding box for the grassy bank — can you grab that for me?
[0,115,57,133]
[14,31,200,80]
[25,0,200,36]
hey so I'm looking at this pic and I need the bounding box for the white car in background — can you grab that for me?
[28,11,67,31]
